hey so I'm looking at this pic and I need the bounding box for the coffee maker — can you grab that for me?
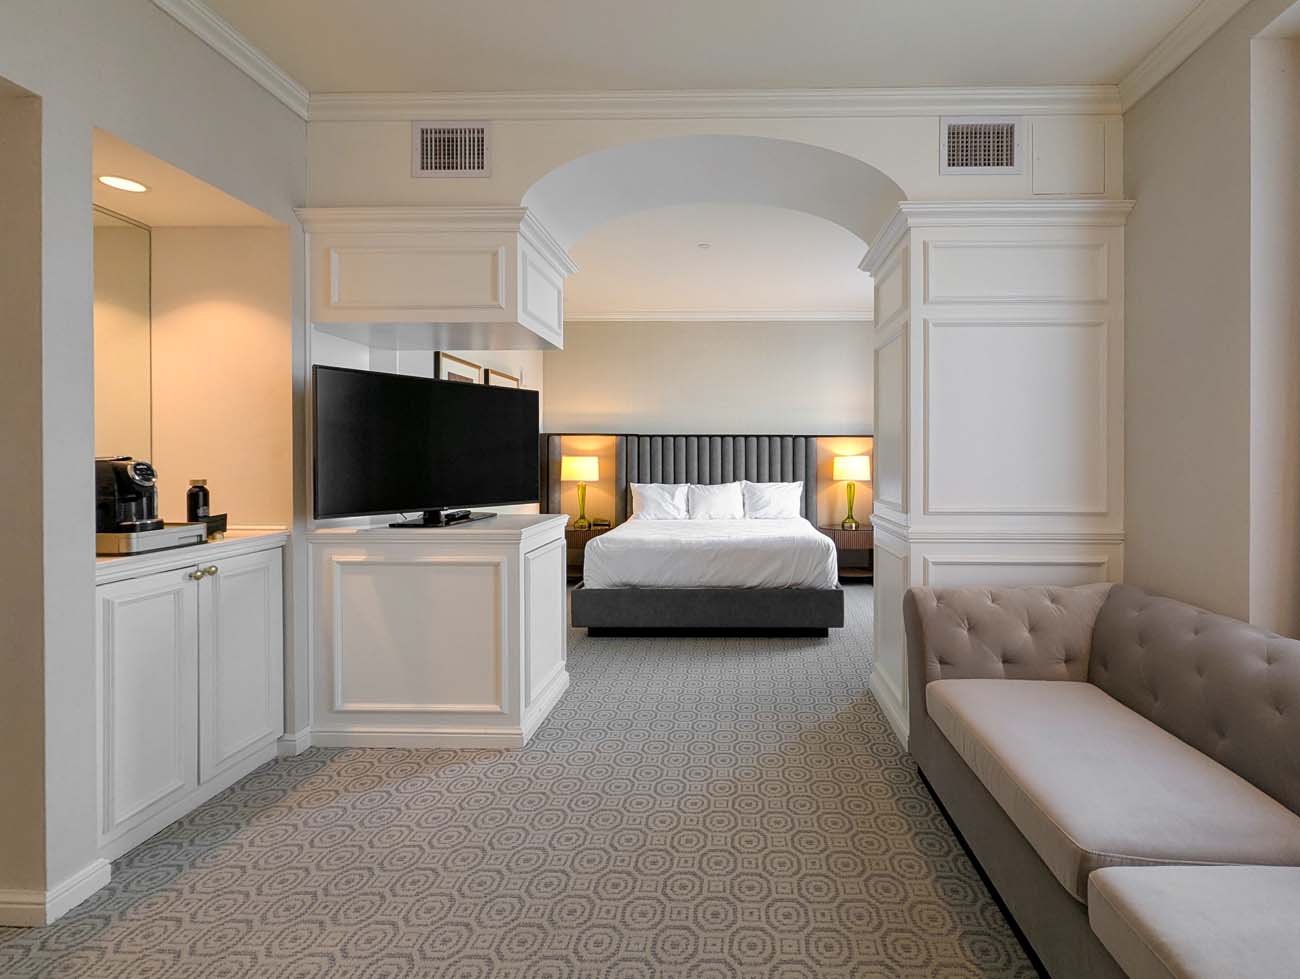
[95,457,207,555]
[96,457,163,533]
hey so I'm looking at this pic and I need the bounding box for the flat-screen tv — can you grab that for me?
[313,365,539,521]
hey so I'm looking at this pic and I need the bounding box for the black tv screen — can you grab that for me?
[313,365,539,519]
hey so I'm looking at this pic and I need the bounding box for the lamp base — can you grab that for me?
[841,516,860,531]
[572,517,592,530]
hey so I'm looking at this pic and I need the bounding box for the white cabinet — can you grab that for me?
[198,548,284,784]
[309,515,569,748]
[94,535,285,859]
[95,566,200,847]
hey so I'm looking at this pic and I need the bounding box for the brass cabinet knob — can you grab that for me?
[189,569,206,581]
[202,565,219,576]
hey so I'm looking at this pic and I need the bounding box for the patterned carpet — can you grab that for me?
[0,584,1034,978]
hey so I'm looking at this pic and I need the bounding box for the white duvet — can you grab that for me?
[582,517,839,590]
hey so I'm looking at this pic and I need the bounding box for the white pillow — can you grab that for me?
[743,480,804,519]
[629,482,688,519]
[687,482,745,520]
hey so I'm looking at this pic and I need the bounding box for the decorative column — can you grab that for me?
[862,201,1133,745]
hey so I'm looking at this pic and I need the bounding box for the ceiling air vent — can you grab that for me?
[941,117,1022,174]
[411,122,490,177]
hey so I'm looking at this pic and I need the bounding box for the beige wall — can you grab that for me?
[93,220,151,460]
[543,321,873,435]
[1124,0,1295,624]
[151,227,293,528]
[0,91,49,894]
[1249,35,1300,635]
[0,0,307,905]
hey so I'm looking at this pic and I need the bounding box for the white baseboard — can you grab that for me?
[0,858,112,927]
[310,728,528,749]
[276,726,312,757]
[521,669,570,743]
[46,859,112,923]
[869,669,909,751]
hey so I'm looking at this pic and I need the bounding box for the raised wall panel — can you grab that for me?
[524,538,566,708]
[874,251,906,325]
[95,569,199,844]
[1032,117,1107,196]
[924,241,1108,304]
[870,539,910,740]
[922,555,1111,587]
[925,319,1107,514]
[327,245,506,311]
[330,555,507,713]
[518,244,564,344]
[874,330,908,513]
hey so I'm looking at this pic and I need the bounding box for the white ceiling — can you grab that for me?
[565,204,872,322]
[92,129,279,227]
[205,0,1201,92]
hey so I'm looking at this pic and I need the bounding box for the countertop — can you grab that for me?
[95,528,289,584]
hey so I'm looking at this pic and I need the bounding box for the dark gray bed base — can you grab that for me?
[571,584,844,637]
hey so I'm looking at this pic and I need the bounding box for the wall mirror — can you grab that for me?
[93,206,151,460]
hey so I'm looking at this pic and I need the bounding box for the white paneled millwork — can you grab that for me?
[93,533,287,861]
[297,206,576,350]
[523,537,567,721]
[309,515,570,748]
[327,555,509,714]
[864,200,1132,747]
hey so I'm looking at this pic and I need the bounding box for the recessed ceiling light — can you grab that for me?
[696,242,712,250]
[98,175,148,193]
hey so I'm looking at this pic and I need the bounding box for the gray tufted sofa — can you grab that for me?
[904,583,1300,979]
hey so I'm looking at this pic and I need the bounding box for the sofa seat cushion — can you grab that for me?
[926,679,1300,902]
[1089,866,1300,979]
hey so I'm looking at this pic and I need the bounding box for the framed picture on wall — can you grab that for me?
[434,352,482,384]
[484,368,522,389]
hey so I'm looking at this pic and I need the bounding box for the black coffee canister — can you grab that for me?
[186,479,210,521]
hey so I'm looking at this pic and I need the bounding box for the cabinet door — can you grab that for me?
[198,548,284,783]
[95,566,199,846]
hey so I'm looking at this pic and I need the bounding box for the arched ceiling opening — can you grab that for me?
[522,134,905,251]
[564,203,875,322]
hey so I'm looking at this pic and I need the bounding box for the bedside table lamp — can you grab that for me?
[561,455,599,530]
[833,455,871,531]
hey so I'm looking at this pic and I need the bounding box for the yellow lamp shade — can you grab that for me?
[833,455,870,482]
[560,455,600,482]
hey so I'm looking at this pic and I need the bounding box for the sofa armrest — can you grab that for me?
[904,584,1113,740]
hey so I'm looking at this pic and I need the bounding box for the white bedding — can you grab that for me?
[582,516,839,590]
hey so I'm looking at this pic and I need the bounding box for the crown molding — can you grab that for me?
[861,199,1134,274]
[564,309,872,324]
[1119,0,1252,111]
[293,205,577,274]
[308,85,1121,123]
[152,0,309,119]
[897,199,1135,226]
[295,205,532,234]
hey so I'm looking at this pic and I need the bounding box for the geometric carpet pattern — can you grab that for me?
[0,585,1034,978]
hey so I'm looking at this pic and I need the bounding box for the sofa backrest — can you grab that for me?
[905,584,1113,685]
[1091,584,1300,816]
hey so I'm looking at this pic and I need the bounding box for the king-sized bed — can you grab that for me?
[552,434,846,636]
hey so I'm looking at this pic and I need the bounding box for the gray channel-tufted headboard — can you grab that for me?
[543,434,819,524]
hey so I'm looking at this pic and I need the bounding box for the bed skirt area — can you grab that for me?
[570,584,845,637]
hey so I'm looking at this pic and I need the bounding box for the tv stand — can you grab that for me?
[307,515,570,748]
[389,509,495,528]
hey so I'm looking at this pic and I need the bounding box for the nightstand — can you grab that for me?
[819,525,874,581]
[566,526,610,580]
